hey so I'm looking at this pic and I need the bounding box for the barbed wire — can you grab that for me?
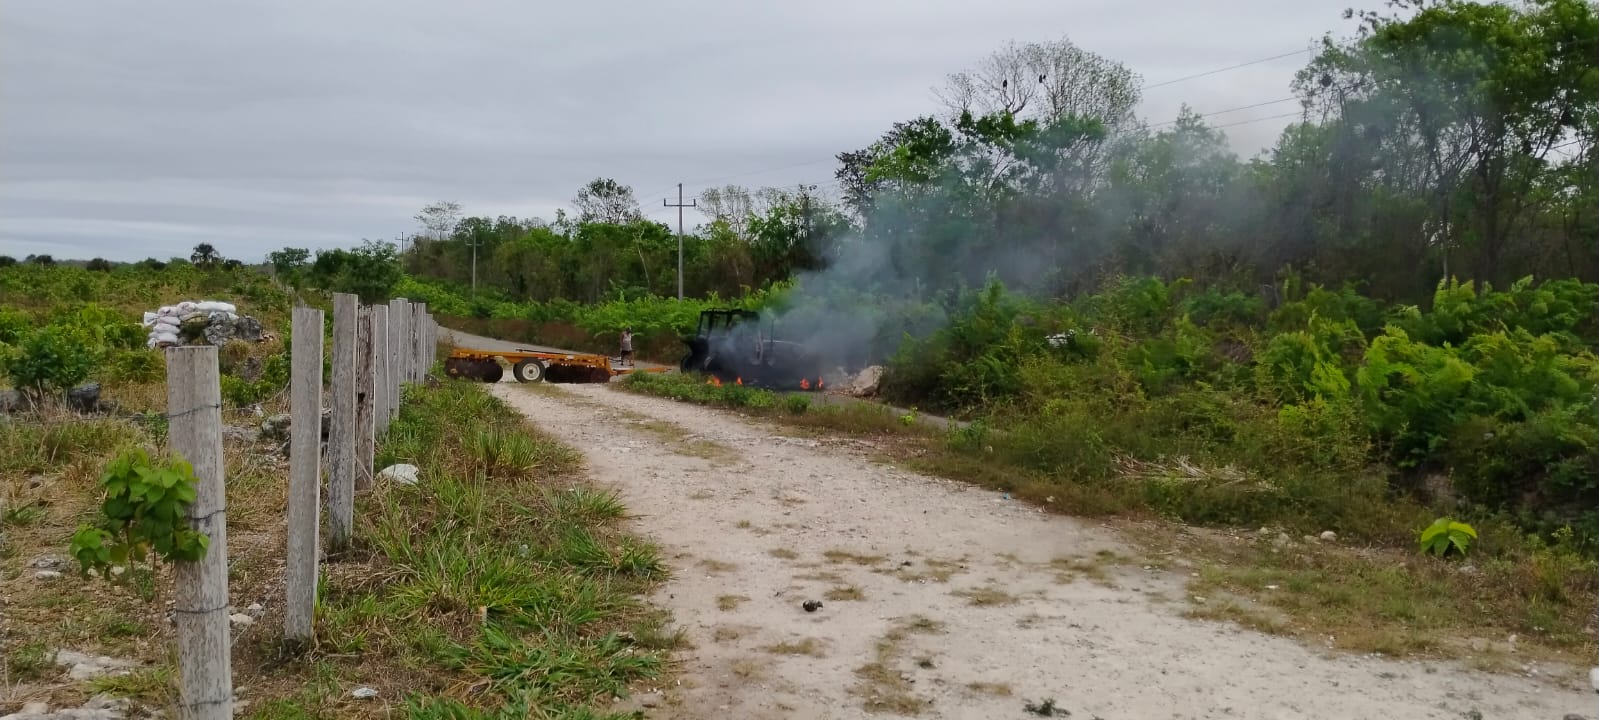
[0,399,272,428]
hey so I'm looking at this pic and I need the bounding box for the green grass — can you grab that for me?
[253,379,672,718]
[4,641,53,682]
[88,663,176,706]
[618,371,924,438]
[1183,529,1598,661]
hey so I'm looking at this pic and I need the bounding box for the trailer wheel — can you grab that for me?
[480,360,504,383]
[512,360,545,383]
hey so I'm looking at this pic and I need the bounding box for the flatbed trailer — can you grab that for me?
[444,346,667,384]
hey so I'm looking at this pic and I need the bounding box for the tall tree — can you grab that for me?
[698,185,758,236]
[935,35,1141,132]
[268,247,311,286]
[190,243,221,268]
[307,240,402,303]
[1296,0,1599,285]
[415,201,463,242]
[574,178,642,224]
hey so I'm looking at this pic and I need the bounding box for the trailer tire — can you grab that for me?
[480,360,504,383]
[512,360,545,383]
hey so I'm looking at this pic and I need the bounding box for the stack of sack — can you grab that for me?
[142,300,257,349]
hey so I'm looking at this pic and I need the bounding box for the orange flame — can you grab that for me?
[736,377,743,385]
[817,378,824,389]
[799,378,811,390]
[706,376,723,387]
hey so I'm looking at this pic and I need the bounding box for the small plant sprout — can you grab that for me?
[69,447,210,584]
[1418,517,1477,558]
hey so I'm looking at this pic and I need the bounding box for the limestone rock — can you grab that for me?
[54,649,136,681]
[377,464,420,486]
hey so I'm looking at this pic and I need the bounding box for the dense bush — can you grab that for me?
[881,275,1599,549]
[3,326,95,400]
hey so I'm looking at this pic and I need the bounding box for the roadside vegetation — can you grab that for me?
[1,263,672,718]
[249,380,674,719]
[618,276,1599,667]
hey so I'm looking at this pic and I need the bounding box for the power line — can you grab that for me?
[1148,96,1300,127]
[1140,48,1313,90]
[1211,111,1304,129]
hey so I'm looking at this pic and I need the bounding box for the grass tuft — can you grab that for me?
[762,638,826,657]
[824,586,866,602]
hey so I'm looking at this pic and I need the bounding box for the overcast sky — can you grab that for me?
[1,0,1359,263]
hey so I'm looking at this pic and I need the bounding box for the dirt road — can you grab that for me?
[488,378,1596,720]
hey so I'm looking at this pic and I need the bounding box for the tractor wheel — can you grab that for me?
[512,360,545,383]
[479,360,504,383]
[545,365,570,384]
[588,367,612,383]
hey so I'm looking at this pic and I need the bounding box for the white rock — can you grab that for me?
[55,649,136,681]
[848,366,884,397]
[229,613,255,626]
[351,687,379,699]
[377,463,420,485]
[34,570,63,580]
[83,694,130,712]
[21,702,50,714]
[1319,530,1338,542]
[246,602,264,615]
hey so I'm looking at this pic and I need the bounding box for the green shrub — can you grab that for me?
[782,394,812,415]
[69,447,210,590]
[1182,288,1264,328]
[4,326,94,400]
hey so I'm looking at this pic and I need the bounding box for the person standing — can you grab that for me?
[619,327,634,367]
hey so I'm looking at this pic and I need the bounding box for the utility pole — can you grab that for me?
[799,183,815,247]
[664,183,697,300]
[469,234,479,295]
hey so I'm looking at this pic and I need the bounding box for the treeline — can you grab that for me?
[384,184,849,304]
[265,0,1599,315]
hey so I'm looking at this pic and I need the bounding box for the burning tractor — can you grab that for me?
[680,309,828,391]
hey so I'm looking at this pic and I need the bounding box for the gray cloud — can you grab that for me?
[2,0,1355,262]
